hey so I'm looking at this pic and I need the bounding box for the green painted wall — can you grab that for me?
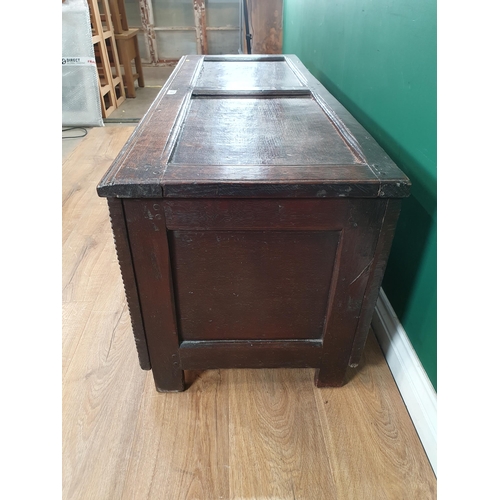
[283,0,437,389]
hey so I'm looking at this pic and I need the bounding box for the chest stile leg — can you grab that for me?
[123,199,185,392]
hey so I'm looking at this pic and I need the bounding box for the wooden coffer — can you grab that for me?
[97,55,410,392]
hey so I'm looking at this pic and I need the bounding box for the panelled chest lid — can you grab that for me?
[97,55,410,199]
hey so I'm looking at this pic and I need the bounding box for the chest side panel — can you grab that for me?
[157,198,385,344]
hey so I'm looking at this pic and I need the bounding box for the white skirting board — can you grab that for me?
[371,288,437,476]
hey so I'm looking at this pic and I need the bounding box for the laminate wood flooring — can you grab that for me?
[62,126,436,500]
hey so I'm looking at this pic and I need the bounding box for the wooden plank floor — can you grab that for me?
[62,127,437,500]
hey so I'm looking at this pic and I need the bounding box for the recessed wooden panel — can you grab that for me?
[195,60,303,89]
[169,230,340,341]
[170,97,361,166]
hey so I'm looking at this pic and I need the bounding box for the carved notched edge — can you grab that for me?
[107,198,151,370]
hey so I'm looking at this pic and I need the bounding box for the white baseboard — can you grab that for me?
[372,288,437,476]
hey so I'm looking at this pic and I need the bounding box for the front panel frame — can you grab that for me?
[121,197,390,391]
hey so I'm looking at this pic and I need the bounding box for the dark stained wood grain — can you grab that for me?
[286,55,410,188]
[97,55,410,392]
[170,97,362,166]
[107,198,151,370]
[170,229,339,341]
[191,88,311,97]
[349,199,402,366]
[179,340,322,369]
[203,55,285,62]
[163,164,379,182]
[161,178,382,199]
[97,54,410,200]
[123,199,184,392]
[315,200,388,387]
[97,55,204,198]
[195,60,303,89]
[161,198,378,231]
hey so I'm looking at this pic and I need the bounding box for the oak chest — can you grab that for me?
[97,54,410,392]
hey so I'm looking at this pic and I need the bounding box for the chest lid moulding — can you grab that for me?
[97,55,410,392]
